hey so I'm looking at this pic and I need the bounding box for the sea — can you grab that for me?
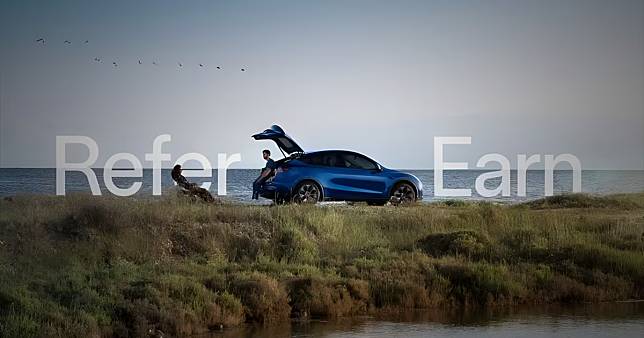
[0,169,642,203]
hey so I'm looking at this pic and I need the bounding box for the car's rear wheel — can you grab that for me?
[292,180,322,204]
[390,182,417,205]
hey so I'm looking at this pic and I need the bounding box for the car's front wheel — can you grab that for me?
[292,180,322,204]
[390,182,417,205]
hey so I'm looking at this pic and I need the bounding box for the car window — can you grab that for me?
[301,153,338,166]
[301,153,324,165]
[302,152,376,170]
[323,152,345,167]
[278,137,294,149]
[340,153,377,170]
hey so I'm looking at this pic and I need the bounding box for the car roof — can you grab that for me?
[304,150,364,156]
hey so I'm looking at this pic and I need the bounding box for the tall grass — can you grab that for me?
[0,193,643,337]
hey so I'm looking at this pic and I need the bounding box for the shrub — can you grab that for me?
[417,231,491,259]
[228,273,291,323]
[524,194,638,210]
[286,277,366,318]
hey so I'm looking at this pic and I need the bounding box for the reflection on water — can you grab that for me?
[199,302,644,338]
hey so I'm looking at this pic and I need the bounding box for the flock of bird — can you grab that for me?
[35,37,247,71]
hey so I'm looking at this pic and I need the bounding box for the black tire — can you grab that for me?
[389,182,417,205]
[292,180,322,204]
[273,192,289,205]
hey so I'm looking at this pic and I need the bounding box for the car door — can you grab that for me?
[325,152,388,200]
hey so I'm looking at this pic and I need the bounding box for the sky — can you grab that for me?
[0,0,642,169]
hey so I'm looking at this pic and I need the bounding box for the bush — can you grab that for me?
[524,194,638,210]
[417,231,491,259]
[286,277,367,318]
[228,273,291,323]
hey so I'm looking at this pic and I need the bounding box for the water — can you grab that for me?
[0,169,643,202]
[199,302,644,338]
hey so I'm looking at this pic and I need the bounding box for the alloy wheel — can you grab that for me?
[390,183,416,205]
[293,182,320,204]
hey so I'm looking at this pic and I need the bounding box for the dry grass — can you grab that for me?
[0,192,643,337]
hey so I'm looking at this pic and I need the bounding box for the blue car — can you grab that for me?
[252,125,423,205]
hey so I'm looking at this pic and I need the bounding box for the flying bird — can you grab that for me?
[241,68,246,72]
[216,66,221,70]
[138,60,143,65]
[152,61,158,65]
[84,40,89,44]
[199,64,204,67]
[35,38,45,43]
[178,62,183,67]
[112,62,118,67]
[64,40,71,44]
[93,57,101,62]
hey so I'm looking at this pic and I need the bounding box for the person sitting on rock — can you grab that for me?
[171,164,215,202]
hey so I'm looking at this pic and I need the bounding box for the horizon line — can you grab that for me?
[1,167,643,171]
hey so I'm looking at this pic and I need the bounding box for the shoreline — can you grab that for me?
[1,192,643,337]
[4,189,635,205]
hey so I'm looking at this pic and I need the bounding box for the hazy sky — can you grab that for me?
[1,0,642,169]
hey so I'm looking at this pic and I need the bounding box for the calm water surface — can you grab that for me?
[200,302,644,338]
[1,169,643,202]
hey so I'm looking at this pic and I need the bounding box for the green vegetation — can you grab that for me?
[1,193,643,337]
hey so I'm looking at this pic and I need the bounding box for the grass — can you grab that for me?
[0,192,643,337]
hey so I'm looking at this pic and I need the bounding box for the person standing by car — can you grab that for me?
[252,149,276,199]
